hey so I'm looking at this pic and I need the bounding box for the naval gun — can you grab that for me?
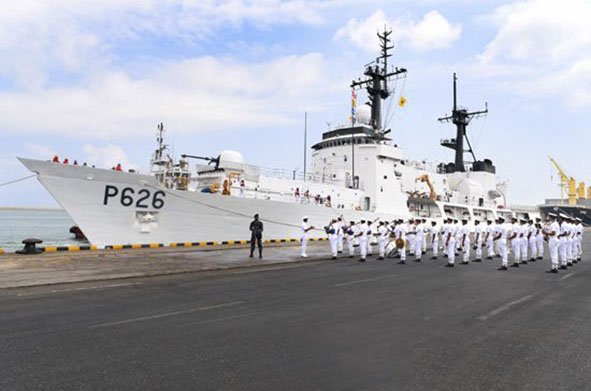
[181,154,220,169]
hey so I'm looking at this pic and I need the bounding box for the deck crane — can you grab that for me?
[548,156,579,206]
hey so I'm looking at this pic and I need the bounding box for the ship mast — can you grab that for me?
[438,73,488,172]
[350,27,407,134]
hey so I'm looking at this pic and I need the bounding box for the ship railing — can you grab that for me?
[510,204,539,212]
[257,166,345,186]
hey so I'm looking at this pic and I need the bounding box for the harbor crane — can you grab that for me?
[547,156,587,206]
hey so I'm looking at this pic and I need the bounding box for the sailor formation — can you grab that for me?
[301,214,584,273]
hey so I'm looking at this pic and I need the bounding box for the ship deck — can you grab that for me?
[1,239,590,389]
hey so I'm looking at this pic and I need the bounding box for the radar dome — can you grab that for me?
[218,150,244,164]
[356,105,371,125]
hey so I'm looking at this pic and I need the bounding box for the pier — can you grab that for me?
[1,241,590,389]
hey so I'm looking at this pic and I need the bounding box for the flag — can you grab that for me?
[398,96,407,108]
[351,89,357,124]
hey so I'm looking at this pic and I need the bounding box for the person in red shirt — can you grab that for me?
[115,163,122,171]
[63,158,69,164]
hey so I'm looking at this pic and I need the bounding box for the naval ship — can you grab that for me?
[19,29,519,248]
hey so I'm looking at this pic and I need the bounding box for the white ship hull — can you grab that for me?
[20,158,409,248]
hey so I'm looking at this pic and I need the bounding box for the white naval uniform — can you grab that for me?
[445,223,457,264]
[366,224,373,256]
[486,223,496,258]
[421,223,428,253]
[358,222,368,260]
[346,225,356,257]
[406,222,415,256]
[394,224,407,261]
[520,224,528,261]
[454,223,462,254]
[546,221,560,269]
[461,225,471,263]
[528,224,537,260]
[301,222,310,257]
[328,223,339,258]
[474,224,483,260]
[377,225,388,259]
[564,222,573,263]
[511,223,521,263]
[572,223,578,261]
[414,223,425,260]
[496,224,509,267]
[430,225,440,257]
[576,222,583,260]
[536,224,544,259]
[337,221,344,253]
[559,222,568,266]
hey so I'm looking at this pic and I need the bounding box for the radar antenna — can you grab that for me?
[438,73,488,172]
[350,27,407,134]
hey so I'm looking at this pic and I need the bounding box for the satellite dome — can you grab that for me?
[218,150,244,164]
[356,105,371,125]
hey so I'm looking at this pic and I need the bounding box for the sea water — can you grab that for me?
[0,209,82,252]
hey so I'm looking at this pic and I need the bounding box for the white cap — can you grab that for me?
[303,216,308,220]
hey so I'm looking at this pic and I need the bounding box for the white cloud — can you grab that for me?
[83,144,134,170]
[0,53,326,139]
[335,9,461,52]
[477,0,591,107]
[0,0,328,90]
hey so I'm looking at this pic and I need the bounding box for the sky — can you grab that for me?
[1,0,591,207]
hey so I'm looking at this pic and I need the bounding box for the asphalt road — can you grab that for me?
[1,242,591,390]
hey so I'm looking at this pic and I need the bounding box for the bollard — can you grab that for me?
[16,238,43,255]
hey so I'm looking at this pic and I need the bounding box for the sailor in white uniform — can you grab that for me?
[535,218,544,260]
[564,217,574,266]
[366,220,375,257]
[485,219,496,259]
[357,220,368,262]
[543,214,560,273]
[406,219,416,257]
[430,221,439,260]
[460,219,470,265]
[453,219,461,256]
[414,219,425,262]
[444,218,457,267]
[527,219,537,262]
[519,219,529,263]
[494,217,509,270]
[473,219,483,262]
[377,221,388,260]
[346,220,356,258]
[327,219,339,260]
[558,214,569,269]
[394,219,407,264]
[337,217,344,254]
[569,218,578,264]
[421,218,428,254]
[508,218,521,268]
[300,216,314,258]
[575,218,583,261]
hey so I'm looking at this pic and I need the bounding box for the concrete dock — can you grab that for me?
[1,241,591,390]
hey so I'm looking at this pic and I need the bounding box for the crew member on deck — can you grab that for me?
[249,214,264,258]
